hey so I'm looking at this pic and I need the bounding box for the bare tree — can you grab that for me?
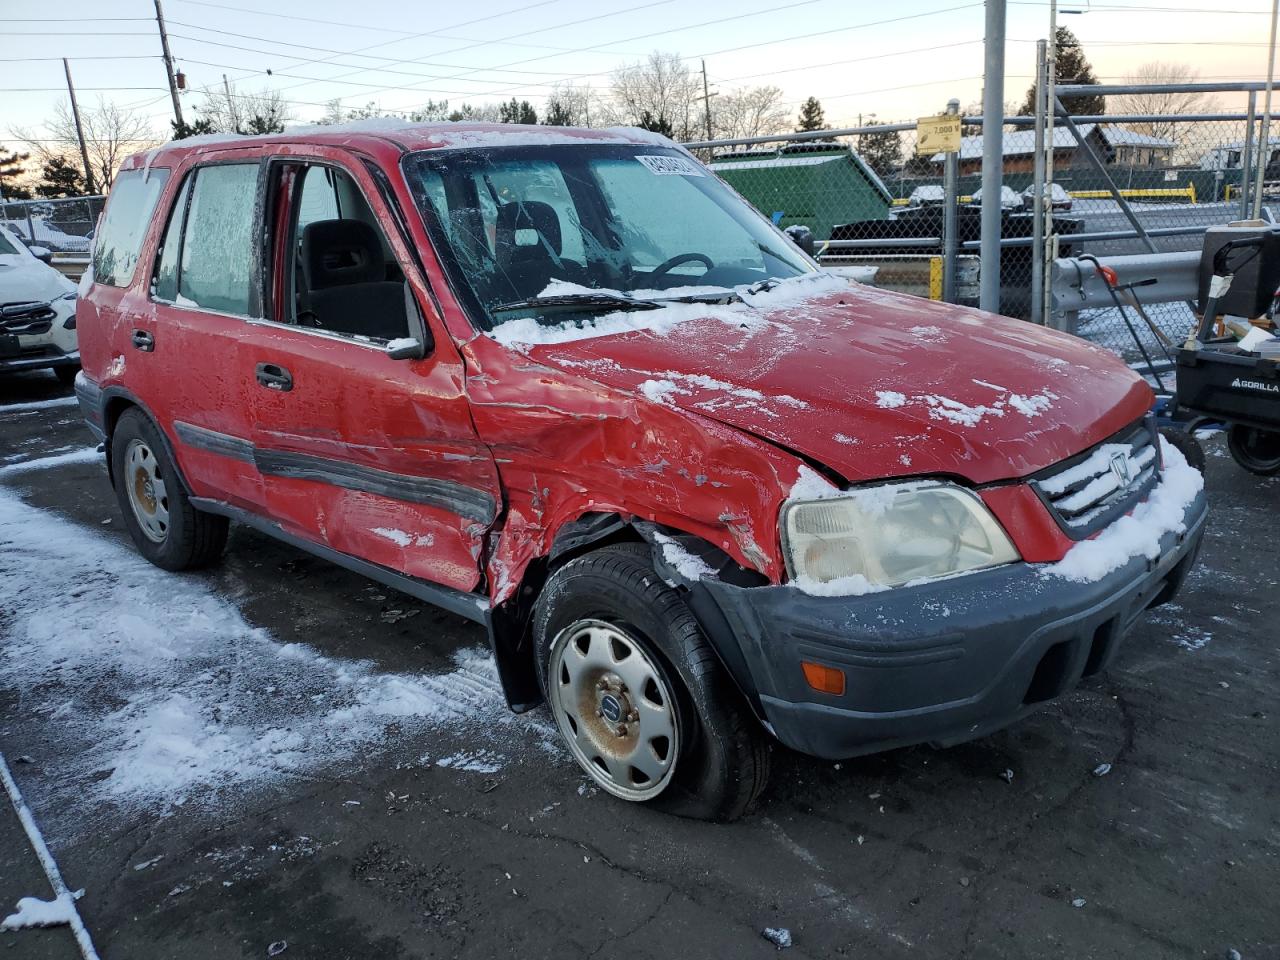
[543,82,614,128]
[13,97,157,191]
[713,86,788,141]
[610,52,701,141]
[193,82,291,134]
[1112,62,1222,142]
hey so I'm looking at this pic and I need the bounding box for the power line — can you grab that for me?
[171,0,424,34]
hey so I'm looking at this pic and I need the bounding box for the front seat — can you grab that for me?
[494,201,564,299]
[299,219,406,340]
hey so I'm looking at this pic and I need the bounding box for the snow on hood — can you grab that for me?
[518,281,1154,485]
[0,250,75,304]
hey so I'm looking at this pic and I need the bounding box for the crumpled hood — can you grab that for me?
[521,282,1152,485]
[0,255,75,305]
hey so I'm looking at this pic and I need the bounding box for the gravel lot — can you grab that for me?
[1,369,1277,960]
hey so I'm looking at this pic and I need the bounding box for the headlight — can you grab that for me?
[781,481,1019,589]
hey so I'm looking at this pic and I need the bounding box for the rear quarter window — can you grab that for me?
[92,168,171,287]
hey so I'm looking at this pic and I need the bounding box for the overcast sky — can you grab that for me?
[4,0,1278,154]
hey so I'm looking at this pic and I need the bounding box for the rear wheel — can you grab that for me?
[534,543,770,821]
[110,408,228,570]
[1227,424,1280,476]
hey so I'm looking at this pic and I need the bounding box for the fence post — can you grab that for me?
[1030,39,1048,326]
[979,0,1007,313]
[1242,89,1257,219]
[942,98,960,303]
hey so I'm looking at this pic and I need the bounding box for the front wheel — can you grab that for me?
[1227,424,1280,476]
[534,543,770,821]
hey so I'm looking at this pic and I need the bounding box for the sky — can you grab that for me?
[3,0,1279,158]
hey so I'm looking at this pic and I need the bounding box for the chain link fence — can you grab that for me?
[1,195,104,254]
[683,88,1275,368]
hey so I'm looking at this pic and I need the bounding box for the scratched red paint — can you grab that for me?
[79,126,1152,609]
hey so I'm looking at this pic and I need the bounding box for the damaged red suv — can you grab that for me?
[76,123,1207,820]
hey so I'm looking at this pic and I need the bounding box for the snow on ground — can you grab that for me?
[0,396,79,415]
[0,892,82,931]
[0,486,556,827]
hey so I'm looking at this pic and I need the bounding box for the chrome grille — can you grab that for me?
[1,301,56,336]
[1033,418,1161,539]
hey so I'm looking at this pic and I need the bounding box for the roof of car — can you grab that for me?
[119,121,678,173]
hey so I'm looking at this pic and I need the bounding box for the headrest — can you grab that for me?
[495,201,561,256]
[301,219,384,290]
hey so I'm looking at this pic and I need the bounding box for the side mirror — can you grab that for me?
[30,246,53,264]
[388,282,435,360]
[785,225,815,258]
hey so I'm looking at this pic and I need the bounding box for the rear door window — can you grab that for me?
[92,168,170,287]
[176,163,260,315]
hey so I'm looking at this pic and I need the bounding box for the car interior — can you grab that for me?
[287,164,409,342]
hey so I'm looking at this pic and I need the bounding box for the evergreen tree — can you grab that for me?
[796,97,826,132]
[858,121,903,177]
[35,156,86,198]
[171,117,216,139]
[637,110,674,138]
[0,150,32,200]
[1020,27,1104,116]
[499,98,538,124]
[543,98,574,126]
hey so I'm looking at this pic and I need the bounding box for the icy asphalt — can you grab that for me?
[0,370,1276,960]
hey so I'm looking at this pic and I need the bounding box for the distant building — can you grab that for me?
[931,124,1176,175]
[1199,136,1280,171]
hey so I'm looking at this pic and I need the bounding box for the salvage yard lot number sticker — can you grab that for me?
[636,155,706,177]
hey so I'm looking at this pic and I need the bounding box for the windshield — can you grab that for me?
[402,144,813,331]
[0,230,19,256]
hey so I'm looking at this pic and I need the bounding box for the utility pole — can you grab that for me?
[698,60,716,141]
[1252,0,1279,218]
[63,58,97,195]
[979,0,1006,314]
[942,98,960,303]
[223,74,238,132]
[154,0,184,129]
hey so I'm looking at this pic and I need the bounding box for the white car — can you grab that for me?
[0,226,79,383]
[969,185,1024,210]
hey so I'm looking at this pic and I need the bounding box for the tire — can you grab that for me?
[1227,424,1280,476]
[110,408,229,570]
[533,542,771,822]
[1159,426,1206,474]
[54,364,80,387]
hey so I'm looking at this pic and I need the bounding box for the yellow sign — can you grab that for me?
[916,114,962,156]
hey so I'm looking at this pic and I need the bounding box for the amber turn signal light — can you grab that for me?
[801,661,845,696]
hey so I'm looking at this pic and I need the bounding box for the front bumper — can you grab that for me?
[0,347,80,374]
[700,491,1207,760]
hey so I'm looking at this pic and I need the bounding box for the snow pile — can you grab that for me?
[633,368,805,416]
[0,892,82,930]
[1042,437,1204,583]
[875,391,906,409]
[0,487,555,817]
[488,273,849,348]
[640,379,681,405]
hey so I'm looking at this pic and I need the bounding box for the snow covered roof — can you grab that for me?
[930,123,1176,163]
[120,122,680,172]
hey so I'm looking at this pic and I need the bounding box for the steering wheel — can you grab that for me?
[649,252,714,280]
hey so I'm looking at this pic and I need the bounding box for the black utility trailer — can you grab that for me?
[1175,224,1280,475]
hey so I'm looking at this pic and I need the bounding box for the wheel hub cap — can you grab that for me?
[549,619,679,801]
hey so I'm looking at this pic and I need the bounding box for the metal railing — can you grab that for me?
[0,195,104,254]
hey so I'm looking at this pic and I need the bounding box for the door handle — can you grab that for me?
[131,329,154,352]
[255,362,293,392]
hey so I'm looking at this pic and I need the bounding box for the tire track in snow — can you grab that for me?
[0,487,556,832]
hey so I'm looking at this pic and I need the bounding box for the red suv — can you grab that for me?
[76,123,1207,820]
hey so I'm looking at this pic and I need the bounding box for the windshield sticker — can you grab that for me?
[635,155,706,178]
